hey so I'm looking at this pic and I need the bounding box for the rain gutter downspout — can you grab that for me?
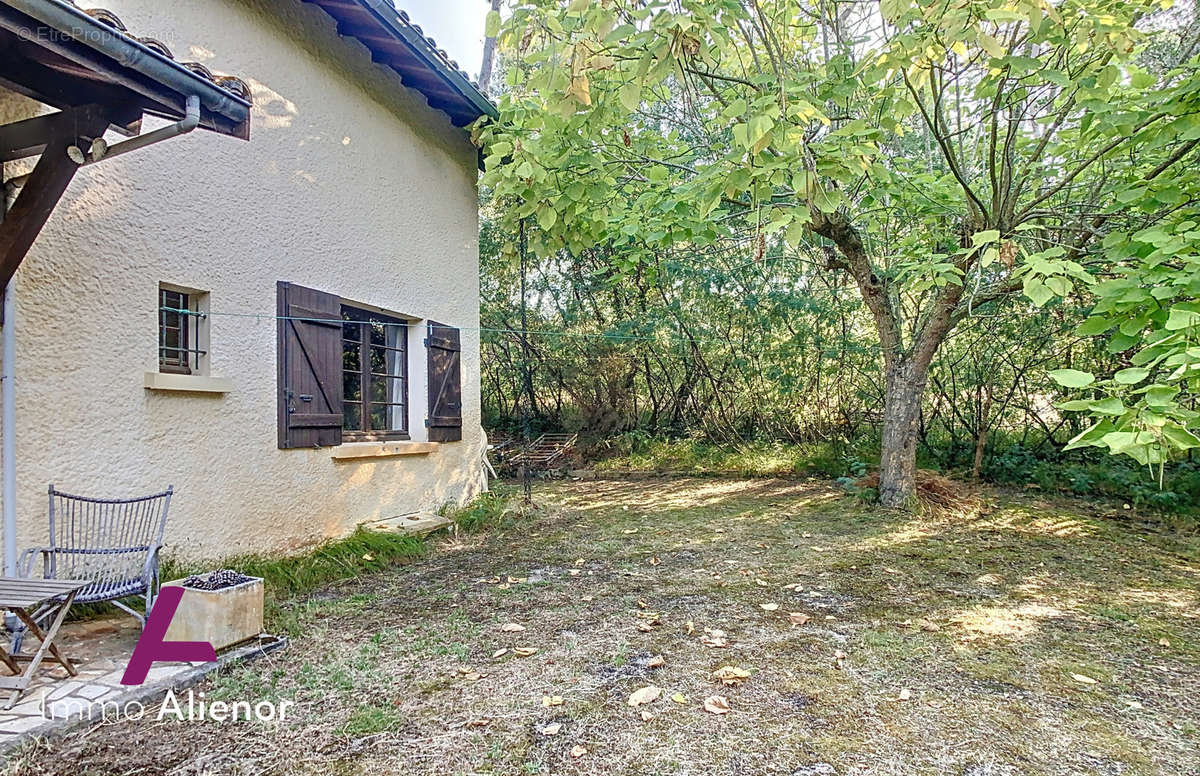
[2,197,12,578]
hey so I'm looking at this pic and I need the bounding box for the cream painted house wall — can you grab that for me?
[0,0,486,560]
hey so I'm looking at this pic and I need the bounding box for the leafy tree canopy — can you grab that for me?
[476,0,1200,495]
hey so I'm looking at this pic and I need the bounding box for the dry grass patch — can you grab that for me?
[6,477,1198,776]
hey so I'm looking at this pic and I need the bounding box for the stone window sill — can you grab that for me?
[330,441,439,460]
[144,372,232,394]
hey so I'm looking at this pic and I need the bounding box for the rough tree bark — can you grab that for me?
[811,210,967,508]
[478,0,503,95]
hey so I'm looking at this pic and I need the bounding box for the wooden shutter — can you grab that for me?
[426,321,462,442]
[277,281,343,449]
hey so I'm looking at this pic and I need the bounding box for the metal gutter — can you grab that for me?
[357,0,498,122]
[3,0,251,127]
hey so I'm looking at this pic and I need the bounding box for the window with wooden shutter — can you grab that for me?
[277,281,343,449]
[426,321,462,442]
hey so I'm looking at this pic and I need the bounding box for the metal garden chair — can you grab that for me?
[11,485,173,652]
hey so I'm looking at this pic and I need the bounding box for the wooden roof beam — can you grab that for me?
[0,104,116,289]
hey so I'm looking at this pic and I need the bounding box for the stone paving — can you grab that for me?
[0,615,285,752]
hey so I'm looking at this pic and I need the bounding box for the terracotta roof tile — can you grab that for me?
[68,1,252,104]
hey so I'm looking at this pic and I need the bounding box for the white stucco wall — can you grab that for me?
[0,0,485,561]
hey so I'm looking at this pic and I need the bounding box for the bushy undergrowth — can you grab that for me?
[587,432,1199,517]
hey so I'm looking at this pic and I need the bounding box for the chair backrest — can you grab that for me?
[46,484,173,591]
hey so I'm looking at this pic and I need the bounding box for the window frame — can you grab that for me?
[340,303,410,442]
[159,287,197,374]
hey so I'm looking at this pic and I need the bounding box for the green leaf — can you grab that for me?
[1114,367,1149,385]
[1064,420,1114,450]
[536,205,558,231]
[971,229,1000,247]
[1165,307,1200,330]
[1076,317,1112,336]
[1023,277,1053,307]
[618,83,641,113]
[1048,369,1095,388]
[1162,424,1200,450]
[1090,397,1126,415]
[978,33,1006,59]
[485,9,501,38]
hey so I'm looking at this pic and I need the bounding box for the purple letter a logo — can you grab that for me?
[120,586,217,685]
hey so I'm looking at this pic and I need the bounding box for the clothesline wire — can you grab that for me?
[160,306,737,346]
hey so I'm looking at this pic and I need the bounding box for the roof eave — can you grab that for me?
[357,0,497,123]
[2,0,252,139]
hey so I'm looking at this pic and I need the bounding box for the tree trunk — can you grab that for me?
[877,358,929,508]
[478,0,503,95]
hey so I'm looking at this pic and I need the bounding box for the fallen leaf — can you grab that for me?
[574,558,586,566]
[542,695,563,707]
[461,672,482,681]
[540,722,562,736]
[649,557,661,566]
[362,553,375,561]
[788,612,811,626]
[637,599,649,609]
[492,648,509,658]
[685,621,695,635]
[703,695,731,714]
[569,569,581,576]
[646,655,665,668]
[833,650,847,669]
[701,628,729,648]
[712,666,751,685]
[918,619,940,632]
[627,685,662,706]
[1158,638,1171,647]
[671,692,687,704]
[467,717,490,727]
[623,528,638,534]
[507,576,525,584]
[570,744,588,758]
[1070,673,1097,685]
[897,688,912,701]
[513,647,538,657]
[636,622,654,632]
[581,595,594,602]
[500,622,526,632]
[639,710,654,721]
[760,603,779,612]
[883,567,899,575]
[755,579,769,587]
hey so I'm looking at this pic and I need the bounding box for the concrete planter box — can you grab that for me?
[161,577,265,652]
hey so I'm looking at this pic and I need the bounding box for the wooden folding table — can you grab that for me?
[0,577,86,709]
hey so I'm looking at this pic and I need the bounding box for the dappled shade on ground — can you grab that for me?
[9,477,1198,775]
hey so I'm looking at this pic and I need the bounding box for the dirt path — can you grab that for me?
[8,477,1199,775]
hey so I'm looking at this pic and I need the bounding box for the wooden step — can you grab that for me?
[367,512,453,537]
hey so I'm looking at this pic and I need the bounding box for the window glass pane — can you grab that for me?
[369,375,405,403]
[369,403,405,432]
[342,341,360,372]
[368,403,386,431]
[386,323,405,351]
[163,328,180,351]
[344,371,362,402]
[369,346,388,375]
[369,347,405,378]
[343,403,362,431]
[342,320,359,340]
[369,322,387,347]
